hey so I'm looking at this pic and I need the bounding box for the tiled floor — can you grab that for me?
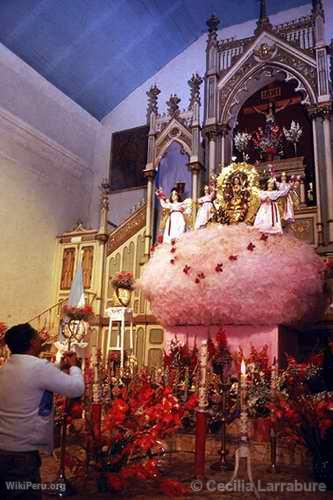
[41,450,333,499]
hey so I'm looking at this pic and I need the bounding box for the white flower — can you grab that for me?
[234,132,252,152]
[284,121,302,143]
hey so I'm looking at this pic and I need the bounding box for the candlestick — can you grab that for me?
[269,357,278,473]
[225,358,259,499]
[195,340,208,479]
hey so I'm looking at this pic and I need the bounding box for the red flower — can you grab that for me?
[183,265,191,274]
[69,401,82,419]
[170,247,176,253]
[160,479,188,497]
[247,242,255,252]
[215,263,223,272]
[195,278,200,284]
[260,233,268,241]
[229,255,238,261]
[171,239,176,246]
[197,272,205,279]
[170,259,175,264]
[157,234,163,244]
[106,473,125,492]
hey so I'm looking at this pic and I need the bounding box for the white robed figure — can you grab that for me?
[156,188,191,243]
[276,171,296,224]
[254,178,290,234]
[194,185,215,229]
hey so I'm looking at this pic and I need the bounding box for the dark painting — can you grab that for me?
[110,125,149,191]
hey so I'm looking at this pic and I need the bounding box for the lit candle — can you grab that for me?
[240,358,247,408]
[240,359,248,438]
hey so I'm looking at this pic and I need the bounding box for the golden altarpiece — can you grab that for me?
[42,0,333,367]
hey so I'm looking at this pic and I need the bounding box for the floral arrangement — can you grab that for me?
[111,271,134,290]
[64,371,189,496]
[283,120,302,155]
[234,131,252,158]
[252,123,283,157]
[62,304,94,322]
[269,348,333,463]
[0,322,7,346]
[38,326,55,346]
[138,223,326,327]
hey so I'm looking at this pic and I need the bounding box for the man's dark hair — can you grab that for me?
[5,323,37,354]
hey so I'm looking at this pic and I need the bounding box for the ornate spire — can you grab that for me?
[254,0,272,35]
[188,73,203,109]
[206,14,220,45]
[312,0,324,19]
[166,94,181,118]
[146,84,161,124]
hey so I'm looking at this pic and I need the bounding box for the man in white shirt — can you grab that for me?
[0,323,84,499]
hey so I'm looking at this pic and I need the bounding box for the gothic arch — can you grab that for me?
[219,61,317,130]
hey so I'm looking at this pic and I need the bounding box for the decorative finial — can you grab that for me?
[254,0,272,35]
[166,94,181,117]
[146,84,161,124]
[188,73,203,109]
[207,14,220,34]
[312,0,324,19]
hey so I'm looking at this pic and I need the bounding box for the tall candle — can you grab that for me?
[198,340,208,410]
[271,357,277,395]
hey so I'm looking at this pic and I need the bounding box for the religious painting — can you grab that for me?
[110,125,149,191]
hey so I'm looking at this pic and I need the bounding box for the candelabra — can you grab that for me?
[226,360,259,499]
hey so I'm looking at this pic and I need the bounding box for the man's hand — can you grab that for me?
[60,352,78,371]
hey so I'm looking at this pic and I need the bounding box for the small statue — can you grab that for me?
[223,173,250,224]
[156,188,192,243]
[275,171,299,224]
[254,178,290,234]
[194,185,216,229]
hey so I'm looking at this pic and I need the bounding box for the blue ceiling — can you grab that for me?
[0,0,309,120]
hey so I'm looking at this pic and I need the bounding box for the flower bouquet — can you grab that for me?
[111,271,134,290]
[62,304,94,322]
[234,131,252,160]
[252,123,283,159]
[283,120,302,155]
[269,350,333,488]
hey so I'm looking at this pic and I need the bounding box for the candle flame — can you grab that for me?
[241,359,246,375]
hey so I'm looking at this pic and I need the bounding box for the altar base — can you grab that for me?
[165,325,297,365]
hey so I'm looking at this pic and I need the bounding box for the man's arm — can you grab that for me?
[39,358,84,398]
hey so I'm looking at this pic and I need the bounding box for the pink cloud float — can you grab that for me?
[138,224,327,327]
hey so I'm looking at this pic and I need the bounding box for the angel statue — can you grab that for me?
[194,184,216,229]
[254,178,290,234]
[275,171,300,224]
[156,187,192,243]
